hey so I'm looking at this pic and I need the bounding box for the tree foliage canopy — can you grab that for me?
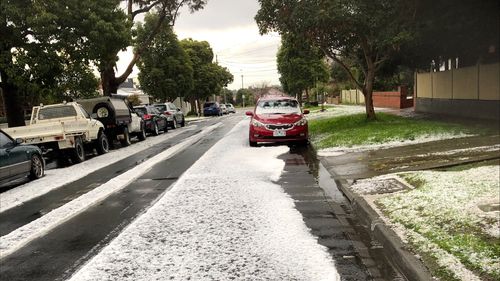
[0,0,130,126]
[276,33,329,97]
[100,0,208,95]
[256,0,417,119]
[137,13,193,102]
[180,39,233,101]
[409,0,499,69]
[236,88,254,106]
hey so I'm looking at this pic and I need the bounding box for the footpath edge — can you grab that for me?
[319,158,434,281]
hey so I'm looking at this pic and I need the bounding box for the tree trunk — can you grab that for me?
[1,71,26,127]
[189,97,196,114]
[362,64,376,120]
[101,66,120,96]
[3,86,26,127]
[195,99,201,116]
[1,48,26,127]
[305,88,309,103]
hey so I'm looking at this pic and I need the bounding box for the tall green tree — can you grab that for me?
[100,0,207,96]
[277,33,329,104]
[236,88,254,107]
[180,39,233,113]
[137,13,193,102]
[410,0,499,70]
[0,0,130,127]
[220,88,235,104]
[256,0,417,120]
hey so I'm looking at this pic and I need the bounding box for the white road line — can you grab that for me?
[0,126,195,213]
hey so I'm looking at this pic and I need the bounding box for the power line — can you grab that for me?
[241,68,278,72]
[218,59,276,64]
[218,45,278,58]
[219,63,276,69]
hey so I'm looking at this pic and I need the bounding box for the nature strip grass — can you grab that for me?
[308,112,473,149]
[376,167,500,281]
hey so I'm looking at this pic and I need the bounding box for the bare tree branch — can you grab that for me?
[130,1,162,21]
[169,0,188,27]
[321,46,363,90]
[117,8,167,82]
[127,0,133,17]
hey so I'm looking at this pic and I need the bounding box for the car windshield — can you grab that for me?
[255,99,300,115]
[149,107,161,114]
[204,103,216,108]
[0,131,13,148]
[154,104,166,112]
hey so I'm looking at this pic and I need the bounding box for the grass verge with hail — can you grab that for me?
[377,166,500,281]
[308,112,472,149]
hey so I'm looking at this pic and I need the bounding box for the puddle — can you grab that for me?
[478,203,500,212]
[318,163,345,204]
[286,145,405,281]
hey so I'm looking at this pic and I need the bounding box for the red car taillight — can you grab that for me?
[164,111,171,115]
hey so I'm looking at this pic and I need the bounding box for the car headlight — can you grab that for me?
[294,118,307,126]
[251,119,266,127]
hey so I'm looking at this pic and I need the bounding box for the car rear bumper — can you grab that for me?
[203,111,220,116]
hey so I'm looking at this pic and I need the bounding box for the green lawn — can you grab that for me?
[308,112,473,149]
[302,104,334,112]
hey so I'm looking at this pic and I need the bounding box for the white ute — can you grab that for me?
[4,102,108,163]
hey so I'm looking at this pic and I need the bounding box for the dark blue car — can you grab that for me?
[203,102,222,116]
[0,130,45,186]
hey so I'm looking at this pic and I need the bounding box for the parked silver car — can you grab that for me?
[219,104,228,115]
[153,102,185,129]
[226,103,236,113]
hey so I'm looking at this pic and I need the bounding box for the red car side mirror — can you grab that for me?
[303,109,310,114]
[245,111,254,116]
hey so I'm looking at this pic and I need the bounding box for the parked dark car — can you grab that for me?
[78,97,146,147]
[203,102,222,116]
[0,130,45,185]
[133,105,168,135]
[153,102,186,129]
[246,96,309,147]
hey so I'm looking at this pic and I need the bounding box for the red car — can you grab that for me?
[246,96,309,147]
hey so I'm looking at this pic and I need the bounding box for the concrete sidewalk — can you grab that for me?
[319,134,500,281]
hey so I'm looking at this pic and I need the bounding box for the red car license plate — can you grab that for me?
[273,130,286,137]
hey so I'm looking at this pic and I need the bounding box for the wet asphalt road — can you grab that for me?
[1,113,403,281]
[0,128,202,237]
[0,115,242,281]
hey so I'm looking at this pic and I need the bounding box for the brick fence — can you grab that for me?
[341,86,414,109]
[373,87,413,109]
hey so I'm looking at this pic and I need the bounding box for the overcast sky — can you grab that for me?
[116,0,281,90]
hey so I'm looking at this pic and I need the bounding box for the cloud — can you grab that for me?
[174,0,281,89]
[175,0,260,31]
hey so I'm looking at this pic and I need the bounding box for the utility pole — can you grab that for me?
[241,74,245,108]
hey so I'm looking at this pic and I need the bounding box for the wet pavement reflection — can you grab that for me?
[278,144,405,281]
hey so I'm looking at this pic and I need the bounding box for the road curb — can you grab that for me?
[320,158,433,281]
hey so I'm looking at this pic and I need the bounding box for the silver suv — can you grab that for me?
[153,102,185,129]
